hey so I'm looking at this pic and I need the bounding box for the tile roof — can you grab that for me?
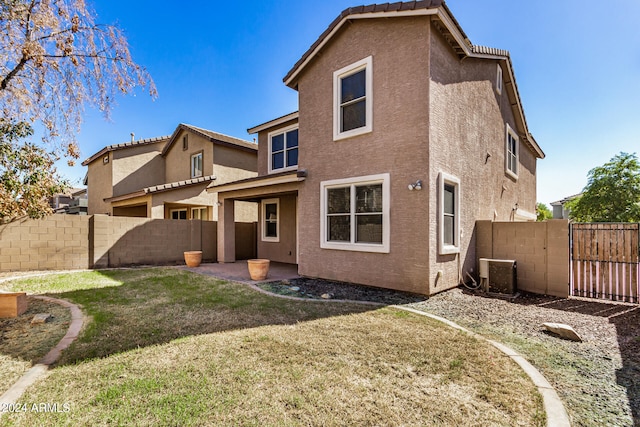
[82,135,170,166]
[105,175,217,203]
[145,175,216,194]
[161,124,257,156]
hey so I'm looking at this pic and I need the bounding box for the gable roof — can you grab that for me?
[282,1,544,159]
[81,135,170,166]
[161,123,257,156]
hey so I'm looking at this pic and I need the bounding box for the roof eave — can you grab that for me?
[284,6,458,88]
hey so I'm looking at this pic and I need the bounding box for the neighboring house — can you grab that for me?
[551,194,581,219]
[211,1,545,296]
[50,188,88,215]
[83,124,258,221]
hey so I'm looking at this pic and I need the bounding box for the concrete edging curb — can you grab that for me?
[197,270,571,426]
[0,293,85,413]
[395,306,571,427]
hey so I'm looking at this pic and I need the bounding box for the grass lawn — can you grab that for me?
[1,268,545,426]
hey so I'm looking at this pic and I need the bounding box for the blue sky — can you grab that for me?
[63,0,640,207]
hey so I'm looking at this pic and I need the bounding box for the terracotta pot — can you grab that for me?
[247,259,270,280]
[184,251,203,267]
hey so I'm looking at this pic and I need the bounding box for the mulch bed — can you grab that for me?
[258,277,427,305]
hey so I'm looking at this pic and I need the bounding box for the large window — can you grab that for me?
[333,56,373,141]
[321,173,389,253]
[505,124,519,179]
[268,126,298,173]
[439,172,460,255]
[191,152,203,178]
[261,199,279,242]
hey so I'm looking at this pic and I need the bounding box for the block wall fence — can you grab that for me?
[476,219,570,298]
[0,215,256,272]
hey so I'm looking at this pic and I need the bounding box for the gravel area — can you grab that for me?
[263,278,640,427]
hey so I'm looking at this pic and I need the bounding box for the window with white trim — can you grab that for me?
[191,152,203,178]
[496,63,503,95]
[191,207,207,220]
[261,199,279,242]
[171,209,187,220]
[321,173,390,253]
[439,172,460,255]
[333,56,373,140]
[505,124,519,179]
[268,125,298,173]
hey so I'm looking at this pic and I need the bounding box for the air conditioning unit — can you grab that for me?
[478,258,517,294]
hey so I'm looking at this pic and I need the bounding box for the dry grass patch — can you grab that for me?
[5,310,544,426]
[2,269,545,426]
[0,298,70,395]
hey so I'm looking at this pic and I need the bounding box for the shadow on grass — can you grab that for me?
[467,290,640,426]
[4,268,382,367]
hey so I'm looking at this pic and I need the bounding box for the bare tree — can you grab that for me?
[0,0,156,162]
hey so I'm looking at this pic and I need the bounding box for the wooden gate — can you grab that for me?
[570,223,640,303]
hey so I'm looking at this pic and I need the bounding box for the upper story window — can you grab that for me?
[191,152,203,178]
[182,135,189,150]
[505,124,519,179]
[439,172,460,255]
[333,56,373,141]
[320,173,390,253]
[268,125,298,173]
[496,63,503,95]
[103,154,109,164]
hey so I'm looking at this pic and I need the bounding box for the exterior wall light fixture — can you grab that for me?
[408,180,422,191]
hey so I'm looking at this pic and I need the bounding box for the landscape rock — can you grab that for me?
[31,313,53,325]
[543,322,583,342]
[321,293,332,299]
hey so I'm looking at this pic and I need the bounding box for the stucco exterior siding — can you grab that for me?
[427,25,538,293]
[86,155,113,215]
[112,142,165,196]
[164,130,213,184]
[257,194,297,264]
[295,17,433,294]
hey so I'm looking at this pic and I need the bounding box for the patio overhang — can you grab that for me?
[208,170,305,200]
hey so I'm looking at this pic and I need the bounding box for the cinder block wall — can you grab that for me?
[0,215,256,273]
[476,220,570,297]
[0,215,90,271]
[90,215,217,268]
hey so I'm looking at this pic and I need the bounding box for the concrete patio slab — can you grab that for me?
[179,261,300,284]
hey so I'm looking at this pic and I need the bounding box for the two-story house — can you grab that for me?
[213,0,545,295]
[83,123,258,221]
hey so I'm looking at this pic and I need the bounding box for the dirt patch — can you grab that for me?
[0,296,71,395]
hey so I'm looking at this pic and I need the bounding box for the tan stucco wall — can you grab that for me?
[86,156,113,215]
[164,130,214,184]
[426,25,538,294]
[295,17,432,294]
[213,144,258,185]
[112,142,165,196]
[257,194,297,264]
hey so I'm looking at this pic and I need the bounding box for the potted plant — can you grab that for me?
[247,259,270,280]
[184,251,203,267]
